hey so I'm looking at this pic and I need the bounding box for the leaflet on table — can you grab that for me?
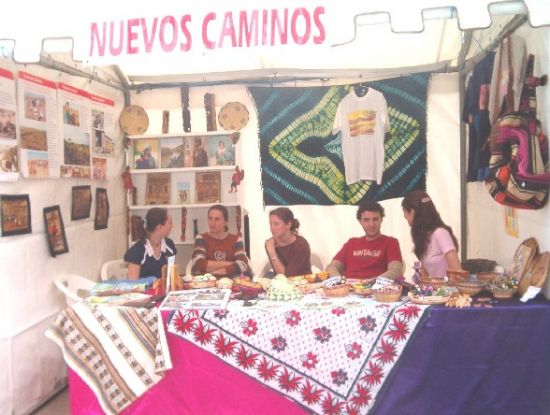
[0,66,19,181]
[160,288,231,310]
[90,276,158,296]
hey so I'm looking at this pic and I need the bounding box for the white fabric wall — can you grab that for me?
[466,26,550,268]
[131,73,460,277]
[0,59,126,414]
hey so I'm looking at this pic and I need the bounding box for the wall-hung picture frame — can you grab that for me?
[43,205,68,256]
[94,188,109,230]
[0,194,31,236]
[71,185,92,220]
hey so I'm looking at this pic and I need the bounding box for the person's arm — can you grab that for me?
[265,238,286,275]
[445,249,462,270]
[127,263,141,280]
[378,260,404,280]
[326,259,345,277]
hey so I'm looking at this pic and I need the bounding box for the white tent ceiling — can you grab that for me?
[0,0,549,88]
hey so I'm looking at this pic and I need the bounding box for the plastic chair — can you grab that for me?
[100,259,129,281]
[53,274,96,305]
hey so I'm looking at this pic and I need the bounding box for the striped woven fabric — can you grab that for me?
[248,73,430,205]
[46,302,172,414]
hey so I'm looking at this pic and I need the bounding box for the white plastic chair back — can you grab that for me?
[53,274,96,306]
[100,259,128,281]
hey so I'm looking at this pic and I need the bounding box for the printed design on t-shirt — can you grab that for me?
[352,249,382,258]
[347,110,377,137]
[214,250,227,261]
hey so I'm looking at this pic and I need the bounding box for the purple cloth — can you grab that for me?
[372,297,550,415]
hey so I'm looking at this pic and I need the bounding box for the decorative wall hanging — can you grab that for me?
[0,194,31,236]
[218,102,249,131]
[204,93,217,132]
[119,105,149,135]
[71,185,92,220]
[248,73,430,205]
[43,205,68,256]
[94,188,110,230]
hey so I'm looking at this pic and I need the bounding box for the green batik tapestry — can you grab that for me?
[248,72,429,205]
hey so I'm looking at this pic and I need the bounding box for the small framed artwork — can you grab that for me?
[0,194,32,236]
[71,185,92,220]
[43,205,68,256]
[195,171,221,204]
[94,188,110,230]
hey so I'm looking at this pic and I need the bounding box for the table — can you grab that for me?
[66,297,550,415]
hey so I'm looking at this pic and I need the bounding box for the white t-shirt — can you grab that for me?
[332,88,389,185]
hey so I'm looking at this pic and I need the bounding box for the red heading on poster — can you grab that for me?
[19,71,57,89]
[89,6,326,57]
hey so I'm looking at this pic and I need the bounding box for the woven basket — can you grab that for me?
[323,284,350,297]
[373,286,403,303]
[418,277,447,289]
[408,292,450,305]
[491,287,517,299]
[182,280,217,289]
[453,280,486,296]
[477,272,503,283]
[447,269,469,284]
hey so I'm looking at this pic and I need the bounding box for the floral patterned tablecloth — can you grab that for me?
[167,296,428,414]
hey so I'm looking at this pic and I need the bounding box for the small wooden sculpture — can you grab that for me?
[204,93,217,132]
[181,207,187,242]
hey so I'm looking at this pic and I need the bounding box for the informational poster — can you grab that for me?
[90,93,115,157]
[17,71,59,178]
[0,67,18,181]
[504,206,519,238]
[58,83,91,178]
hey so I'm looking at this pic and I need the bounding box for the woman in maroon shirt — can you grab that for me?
[265,207,312,277]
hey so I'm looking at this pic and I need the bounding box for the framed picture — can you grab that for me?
[0,194,31,236]
[195,171,221,204]
[94,188,110,230]
[43,205,68,256]
[133,138,160,169]
[145,173,171,205]
[71,185,92,220]
[207,134,235,166]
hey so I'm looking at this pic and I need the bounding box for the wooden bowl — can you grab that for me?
[453,280,486,296]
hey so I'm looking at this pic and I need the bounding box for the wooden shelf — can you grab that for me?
[128,131,236,140]
[129,165,235,174]
[129,203,240,210]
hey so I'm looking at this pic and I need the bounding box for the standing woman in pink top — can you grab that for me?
[402,190,462,278]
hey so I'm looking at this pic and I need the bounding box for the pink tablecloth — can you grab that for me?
[69,327,308,415]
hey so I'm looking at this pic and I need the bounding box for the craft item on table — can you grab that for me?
[265,274,303,301]
[408,285,451,305]
[169,264,184,291]
[518,251,550,296]
[90,276,158,297]
[218,102,249,131]
[229,166,244,193]
[509,237,538,285]
[452,279,486,296]
[322,283,350,297]
[446,268,469,284]
[180,207,187,242]
[160,288,231,310]
[352,279,375,296]
[217,277,233,290]
[233,277,264,298]
[489,276,518,299]
[88,292,152,306]
[181,273,217,289]
[162,110,170,134]
[46,302,171,415]
[180,85,191,132]
[476,271,503,283]
[418,276,448,288]
[119,105,149,135]
[372,284,403,303]
[445,293,472,308]
[204,93,217,131]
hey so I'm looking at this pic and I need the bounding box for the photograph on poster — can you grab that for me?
[43,205,69,256]
[0,144,18,173]
[71,185,92,220]
[0,108,16,139]
[24,92,46,122]
[20,127,47,151]
[62,100,80,126]
[92,109,104,129]
[94,188,110,230]
[26,150,49,178]
[192,136,208,167]
[0,194,31,236]
[92,157,107,180]
[64,129,90,166]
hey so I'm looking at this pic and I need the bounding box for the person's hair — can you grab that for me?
[356,200,385,220]
[401,190,459,259]
[139,207,168,242]
[269,207,300,233]
[208,204,229,232]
